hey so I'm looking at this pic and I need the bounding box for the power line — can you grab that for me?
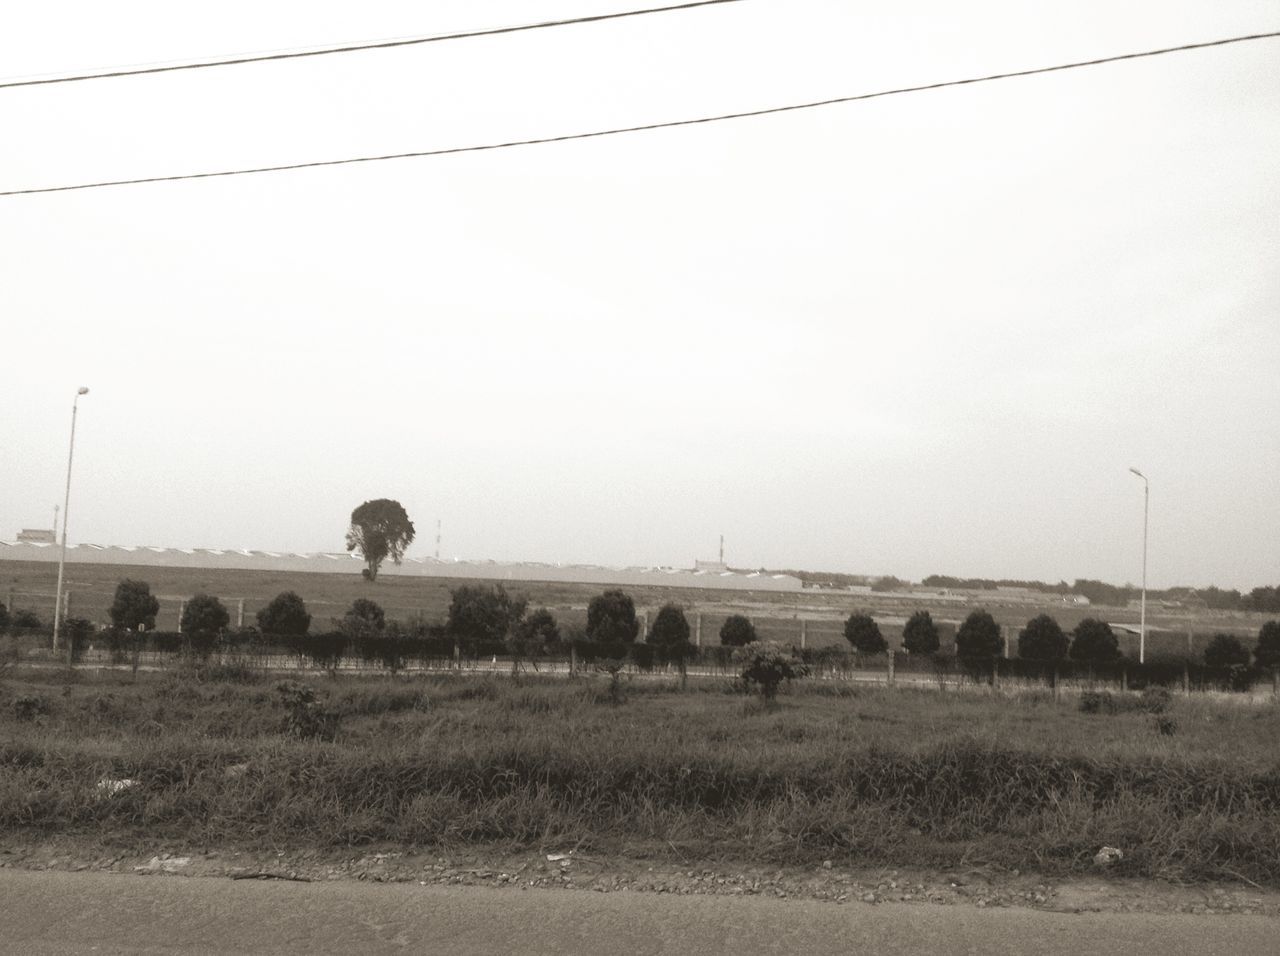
[3,29,1277,198]
[0,1,745,90]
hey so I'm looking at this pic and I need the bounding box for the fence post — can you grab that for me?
[887,651,895,687]
[1186,630,1194,656]
[236,598,245,628]
[1120,665,1128,693]
[800,618,807,649]
[177,600,185,631]
[694,613,702,647]
[640,611,648,640]
[570,643,577,678]
[1182,661,1190,694]
[1273,667,1279,699]
[1002,628,1010,659]
[1051,664,1060,702]
[453,641,461,671]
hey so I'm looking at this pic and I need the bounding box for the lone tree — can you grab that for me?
[257,591,311,636]
[1204,633,1250,669]
[736,641,810,704]
[902,610,940,655]
[345,498,415,581]
[1017,614,1068,661]
[844,613,887,654]
[1068,618,1120,663]
[180,594,230,638]
[719,614,757,647]
[446,584,527,647]
[586,590,639,643]
[648,604,692,648]
[1255,621,1280,669]
[956,610,1002,659]
[109,579,160,632]
[340,598,386,638]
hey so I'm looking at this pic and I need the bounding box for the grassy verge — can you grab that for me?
[2,668,1279,885]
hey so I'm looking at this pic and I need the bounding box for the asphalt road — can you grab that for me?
[1,870,1276,955]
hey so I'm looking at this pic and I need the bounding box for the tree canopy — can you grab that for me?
[340,598,386,638]
[844,613,887,654]
[719,614,757,647]
[955,610,1002,659]
[1256,621,1280,669]
[256,591,311,636]
[109,579,160,632]
[515,607,560,643]
[1069,618,1120,663]
[1017,614,1068,661]
[1204,633,1250,669]
[901,610,939,655]
[345,498,415,581]
[648,604,692,648]
[586,590,639,643]
[446,584,527,646]
[180,594,230,637]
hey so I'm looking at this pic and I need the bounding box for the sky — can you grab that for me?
[1,0,1277,590]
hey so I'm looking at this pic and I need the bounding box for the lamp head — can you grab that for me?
[1128,467,1145,479]
[77,387,89,395]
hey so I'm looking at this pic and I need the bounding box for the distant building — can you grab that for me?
[694,559,729,573]
[16,529,55,544]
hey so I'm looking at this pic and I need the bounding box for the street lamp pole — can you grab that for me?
[51,387,89,652]
[1128,467,1148,664]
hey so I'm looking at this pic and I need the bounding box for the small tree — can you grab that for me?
[844,613,887,654]
[1255,621,1280,669]
[648,604,692,647]
[956,610,1002,659]
[516,607,559,643]
[340,598,386,638]
[901,610,939,655]
[109,579,160,632]
[1018,614,1068,661]
[181,594,230,637]
[586,590,639,643]
[446,584,527,649]
[1069,618,1120,663]
[257,591,311,636]
[1204,633,1250,669]
[736,641,810,704]
[719,614,757,647]
[345,498,415,581]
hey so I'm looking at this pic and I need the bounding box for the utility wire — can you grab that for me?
[3,29,1277,198]
[0,1,745,90]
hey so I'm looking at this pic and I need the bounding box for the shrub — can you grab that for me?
[719,614,757,647]
[0,601,8,631]
[275,680,339,740]
[956,610,1002,659]
[181,594,230,639]
[109,580,160,632]
[10,609,43,632]
[1140,687,1172,714]
[256,591,311,637]
[63,617,95,662]
[1017,614,1068,661]
[1254,621,1280,669]
[340,598,386,639]
[516,607,560,643]
[13,695,51,721]
[844,613,887,654]
[901,610,939,655]
[586,590,639,643]
[735,641,810,703]
[1153,714,1178,736]
[1069,618,1120,663]
[446,584,527,648]
[1204,633,1250,669]
[648,604,691,647]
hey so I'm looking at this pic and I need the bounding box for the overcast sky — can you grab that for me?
[2,1,1277,590]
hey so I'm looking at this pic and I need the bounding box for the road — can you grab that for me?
[1,870,1274,955]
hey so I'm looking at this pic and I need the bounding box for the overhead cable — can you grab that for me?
[0,0,745,89]
[3,29,1277,198]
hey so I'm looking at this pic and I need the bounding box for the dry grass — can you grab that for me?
[2,667,1279,884]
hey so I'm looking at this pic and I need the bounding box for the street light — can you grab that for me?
[1128,467,1148,664]
[52,387,89,653]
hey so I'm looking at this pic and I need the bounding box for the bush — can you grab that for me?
[1254,621,1280,669]
[109,580,160,632]
[735,641,810,703]
[447,584,527,648]
[340,598,386,639]
[1017,614,1068,661]
[0,601,8,631]
[10,609,43,632]
[1204,633,1250,669]
[844,613,887,654]
[181,594,230,640]
[956,610,1002,659]
[1069,618,1120,663]
[13,695,51,721]
[257,591,311,637]
[901,610,939,655]
[275,681,339,740]
[719,614,757,647]
[586,590,639,643]
[516,607,560,643]
[648,604,691,648]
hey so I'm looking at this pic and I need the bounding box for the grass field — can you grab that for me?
[3,665,1279,885]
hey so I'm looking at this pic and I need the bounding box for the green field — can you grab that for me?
[3,665,1279,885]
